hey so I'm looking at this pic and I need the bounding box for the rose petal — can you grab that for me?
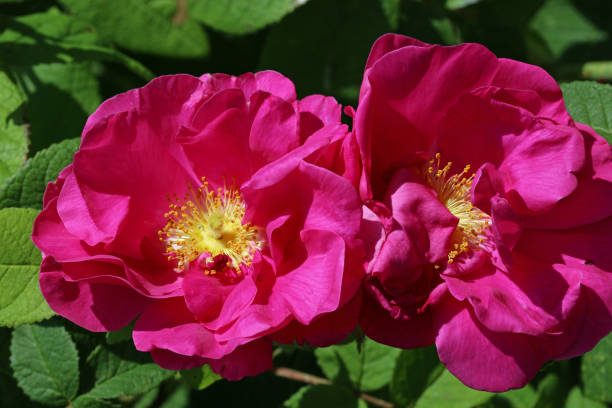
[40,257,149,332]
[434,298,545,392]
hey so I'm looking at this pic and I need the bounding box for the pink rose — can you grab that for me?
[355,34,612,391]
[32,72,364,380]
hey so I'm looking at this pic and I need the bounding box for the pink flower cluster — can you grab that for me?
[33,35,612,391]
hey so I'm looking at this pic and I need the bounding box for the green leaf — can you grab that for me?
[390,345,444,407]
[0,8,153,80]
[72,396,121,408]
[532,371,570,408]
[1,327,38,407]
[82,342,174,400]
[0,72,27,187]
[0,9,105,152]
[10,322,79,406]
[180,364,222,390]
[133,388,160,408]
[105,320,134,345]
[561,81,612,142]
[445,0,482,10]
[0,138,79,210]
[379,0,400,29]
[582,332,612,402]
[260,0,391,104]
[284,385,367,408]
[414,370,492,408]
[58,0,209,58]
[18,61,100,153]
[315,337,400,392]
[187,0,308,35]
[565,386,607,408]
[159,383,190,408]
[490,385,538,408]
[0,207,54,327]
[529,0,607,60]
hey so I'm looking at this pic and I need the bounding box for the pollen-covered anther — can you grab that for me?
[425,153,491,264]
[159,177,263,273]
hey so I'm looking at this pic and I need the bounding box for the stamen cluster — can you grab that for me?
[425,153,491,263]
[159,178,263,273]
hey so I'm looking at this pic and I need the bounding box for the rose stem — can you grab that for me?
[272,366,393,408]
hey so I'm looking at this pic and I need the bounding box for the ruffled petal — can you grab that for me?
[133,297,241,360]
[248,91,300,169]
[444,256,581,336]
[272,290,361,347]
[491,58,569,121]
[360,287,436,349]
[33,196,94,260]
[199,71,297,103]
[434,298,545,392]
[74,109,194,258]
[297,94,342,140]
[40,257,149,332]
[553,258,612,358]
[385,169,457,263]
[206,339,273,381]
[436,89,584,214]
[522,124,612,228]
[150,349,206,370]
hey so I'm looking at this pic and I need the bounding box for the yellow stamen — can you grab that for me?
[159,177,263,273]
[425,154,491,263]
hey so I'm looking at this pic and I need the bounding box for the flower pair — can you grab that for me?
[33,35,612,391]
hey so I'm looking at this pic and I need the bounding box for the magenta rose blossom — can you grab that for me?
[32,72,364,379]
[355,34,612,391]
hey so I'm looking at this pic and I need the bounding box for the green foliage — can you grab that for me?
[1,7,104,153]
[315,337,400,392]
[159,383,190,408]
[284,385,366,408]
[105,321,135,345]
[0,8,153,79]
[180,365,222,390]
[0,138,79,210]
[10,322,79,406]
[529,0,607,61]
[390,345,444,407]
[0,327,36,407]
[492,385,538,408]
[57,0,210,58]
[379,0,401,29]
[18,61,100,151]
[260,0,391,103]
[0,7,151,152]
[445,0,482,10]
[0,72,27,187]
[82,342,174,400]
[532,371,570,408]
[187,0,307,35]
[133,388,160,408]
[0,208,53,327]
[561,81,612,142]
[565,387,607,408]
[582,333,612,403]
[414,370,491,408]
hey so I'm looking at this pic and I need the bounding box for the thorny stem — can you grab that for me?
[272,367,394,408]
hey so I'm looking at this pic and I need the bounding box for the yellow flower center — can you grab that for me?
[159,178,263,274]
[425,153,491,263]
